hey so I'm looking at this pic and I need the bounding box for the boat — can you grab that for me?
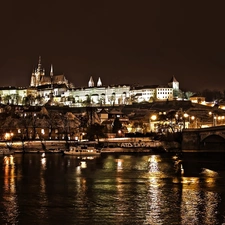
[44,148,63,153]
[63,142,101,156]
[100,140,166,153]
[0,148,12,155]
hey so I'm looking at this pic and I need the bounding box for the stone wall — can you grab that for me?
[182,129,200,151]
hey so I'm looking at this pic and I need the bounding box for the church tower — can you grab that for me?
[30,56,45,87]
[168,75,179,90]
[30,69,36,87]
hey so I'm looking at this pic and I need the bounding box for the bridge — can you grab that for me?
[182,125,225,152]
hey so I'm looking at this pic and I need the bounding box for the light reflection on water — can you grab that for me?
[1,155,19,224]
[0,153,225,224]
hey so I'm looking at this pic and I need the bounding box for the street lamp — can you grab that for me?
[209,112,216,126]
[183,113,189,129]
[217,116,225,125]
[149,114,157,132]
[190,116,195,128]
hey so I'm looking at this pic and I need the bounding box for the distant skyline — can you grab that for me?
[0,1,225,92]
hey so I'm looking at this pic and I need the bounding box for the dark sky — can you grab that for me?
[0,1,225,92]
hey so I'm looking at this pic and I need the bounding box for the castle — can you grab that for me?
[0,57,180,106]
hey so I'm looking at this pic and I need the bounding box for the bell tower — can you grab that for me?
[168,75,179,90]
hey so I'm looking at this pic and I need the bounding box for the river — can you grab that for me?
[0,152,225,225]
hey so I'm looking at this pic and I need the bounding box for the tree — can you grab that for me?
[45,111,61,139]
[199,89,223,102]
[184,91,195,100]
[112,117,122,134]
[4,95,11,104]
[24,94,35,106]
[86,123,105,142]
[83,95,91,107]
[64,112,80,139]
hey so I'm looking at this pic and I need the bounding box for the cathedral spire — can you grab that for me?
[97,77,102,87]
[37,56,42,73]
[50,64,53,77]
[88,76,94,87]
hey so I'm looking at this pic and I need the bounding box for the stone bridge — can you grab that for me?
[182,125,225,152]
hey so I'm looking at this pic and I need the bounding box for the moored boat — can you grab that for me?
[63,142,101,156]
[100,140,166,153]
[0,148,12,155]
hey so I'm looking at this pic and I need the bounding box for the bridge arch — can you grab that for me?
[200,134,225,151]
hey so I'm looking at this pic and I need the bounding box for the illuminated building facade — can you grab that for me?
[0,57,180,106]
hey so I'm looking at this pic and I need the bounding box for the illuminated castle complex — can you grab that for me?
[0,57,180,106]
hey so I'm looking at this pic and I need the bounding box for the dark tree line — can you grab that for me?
[196,89,225,102]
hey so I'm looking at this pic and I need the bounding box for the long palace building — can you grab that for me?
[0,57,180,107]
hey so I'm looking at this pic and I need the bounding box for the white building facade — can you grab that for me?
[0,58,180,107]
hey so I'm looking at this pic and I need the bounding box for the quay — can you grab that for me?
[1,125,225,154]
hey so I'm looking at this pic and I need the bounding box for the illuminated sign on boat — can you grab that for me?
[119,142,159,148]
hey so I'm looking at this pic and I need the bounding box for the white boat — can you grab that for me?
[63,143,101,156]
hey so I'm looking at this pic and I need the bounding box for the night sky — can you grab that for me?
[0,1,225,92]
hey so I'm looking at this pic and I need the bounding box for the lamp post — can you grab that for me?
[149,114,157,132]
[183,113,189,129]
[209,112,216,126]
[214,115,217,126]
[190,116,195,128]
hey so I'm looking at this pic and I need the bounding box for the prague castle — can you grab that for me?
[0,57,180,107]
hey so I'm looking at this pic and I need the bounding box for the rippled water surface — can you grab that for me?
[1,152,225,225]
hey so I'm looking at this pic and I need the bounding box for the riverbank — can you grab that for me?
[0,138,182,154]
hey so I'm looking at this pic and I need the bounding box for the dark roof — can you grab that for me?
[0,86,26,90]
[37,83,68,90]
[169,75,178,83]
[98,108,108,114]
[132,85,159,90]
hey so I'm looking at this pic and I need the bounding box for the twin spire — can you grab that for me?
[88,76,102,87]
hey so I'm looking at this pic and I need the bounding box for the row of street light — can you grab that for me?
[149,111,225,132]
[209,112,225,126]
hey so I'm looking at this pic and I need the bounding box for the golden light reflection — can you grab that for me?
[182,177,199,185]
[204,177,216,188]
[39,176,48,219]
[145,172,163,224]
[80,161,87,169]
[181,186,219,224]
[3,155,18,224]
[201,168,218,177]
[116,159,123,170]
[114,177,126,217]
[181,190,200,224]
[200,168,218,188]
[4,155,14,166]
[148,177,158,185]
[41,158,46,167]
[173,155,184,175]
[180,163,184,175]
[148,155,159,173]
[40,153,46,170]
[76,166,81,174]
[203,192,219,224]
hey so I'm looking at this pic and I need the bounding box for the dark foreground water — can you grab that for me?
[1,152,225,225]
